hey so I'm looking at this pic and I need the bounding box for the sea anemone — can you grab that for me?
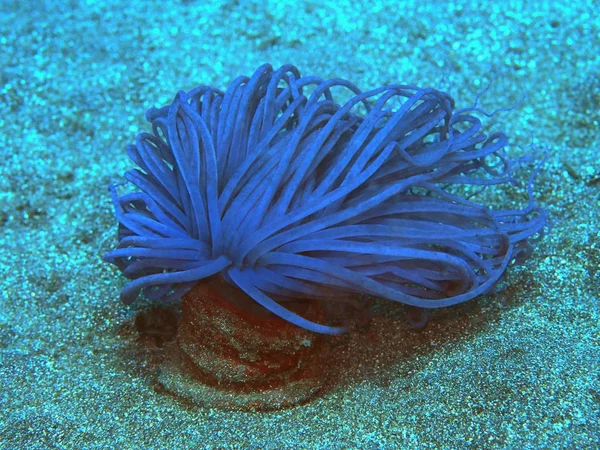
[103,64,546,335]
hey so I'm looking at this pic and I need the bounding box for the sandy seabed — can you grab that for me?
[0,1,598,448]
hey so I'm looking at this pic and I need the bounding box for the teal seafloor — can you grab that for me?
[0,0,599,448]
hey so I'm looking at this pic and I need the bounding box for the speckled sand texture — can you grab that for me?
[0,0,599,448]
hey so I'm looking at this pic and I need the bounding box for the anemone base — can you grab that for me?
[157,277,332,411]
